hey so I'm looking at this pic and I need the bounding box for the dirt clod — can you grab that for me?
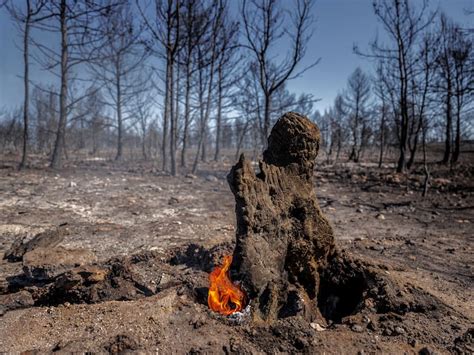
[4,225,68,262]
[103,334,140,354]
[0,290,34,314]
[22,247,96,281]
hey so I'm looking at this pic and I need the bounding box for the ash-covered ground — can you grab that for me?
[0,154,472,354]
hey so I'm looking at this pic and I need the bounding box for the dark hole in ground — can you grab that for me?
[193,286,209,305]
[317,270,367,323]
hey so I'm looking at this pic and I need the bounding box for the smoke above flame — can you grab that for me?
[208,255,246,316]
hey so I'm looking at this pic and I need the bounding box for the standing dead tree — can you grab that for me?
[241,0,319,145]
[272,84,316,124]
[443,17,474,164]
[430,14,474,165]
[434,14,455,165]
[5,0,49,169]
[167,1,180,175]
[82,87,106,155]
[31,0,116,169]
[374,63,390,168]
[406,32,438,169]
[178,0,209,168]
[31,86,58,154]
[344,67,371,163]
[233,65,262,159]
[91,2,149,161]
[0,109,23,153]
[213,12,239,162]
[138,0,181,174]
[132,88,155,160]
[356,0,436,172]
[331,94,347,163]
[191,0,227,174]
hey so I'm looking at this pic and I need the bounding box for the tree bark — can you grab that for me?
[115,63,123,161]
[378,106,385,168]
[442,80,453,164]
[396,96,409,173]
[19,0,31,170]
[162,57,171,171]
[407,120,421,170]
[396,13,409,174]
[181,59,191,168]
[349,112,359,163]
[263,94,271,146]
[214,65,223,161]
[192,5,221,174]
[192,63,206,174]
[142,134,147,160]
[170,58,176,176]
[451,95,461,164]
[201,128,207,162]
[50,0,68,169]
[421,116,430,197]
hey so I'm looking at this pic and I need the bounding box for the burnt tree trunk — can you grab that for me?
[115,61,123,161]
[228,112,335,322]
[50,0,68,169]
[442,78,453,164]
[19,0,31,170]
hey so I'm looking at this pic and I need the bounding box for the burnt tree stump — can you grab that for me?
[228,112,335,321]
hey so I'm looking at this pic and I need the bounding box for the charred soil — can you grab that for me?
[0,138,472,353]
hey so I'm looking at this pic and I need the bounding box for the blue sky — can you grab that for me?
[0,0,472,114]
[289,0,473,111]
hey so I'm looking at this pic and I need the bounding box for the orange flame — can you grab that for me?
[208,255,246,316]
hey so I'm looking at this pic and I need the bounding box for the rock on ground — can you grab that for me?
[4,226,68,262]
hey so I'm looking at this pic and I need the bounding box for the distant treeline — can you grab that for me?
[0,0,472,173]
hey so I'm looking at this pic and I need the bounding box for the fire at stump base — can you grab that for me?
[228,112,336,322]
